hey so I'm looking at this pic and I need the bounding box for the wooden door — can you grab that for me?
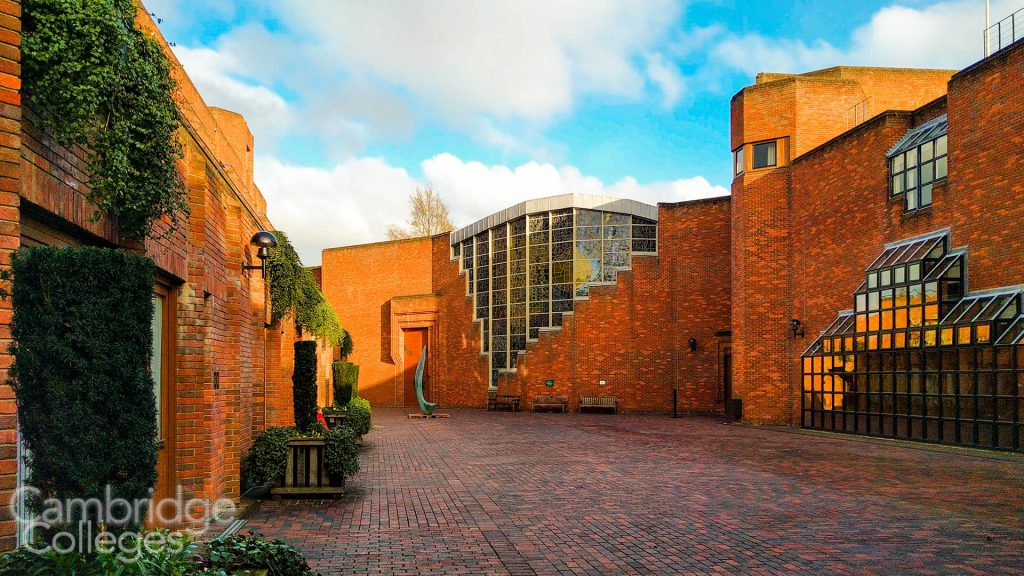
[402,329,427,406]
[151,286,177,508]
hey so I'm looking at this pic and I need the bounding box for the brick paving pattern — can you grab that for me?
[244,408,1024,575]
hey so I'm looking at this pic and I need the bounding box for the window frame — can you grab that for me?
[751,141,778,170]
[733,146,745,176]
[889,134,948,212]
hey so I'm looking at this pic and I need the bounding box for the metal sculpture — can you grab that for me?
[415,345,436,415]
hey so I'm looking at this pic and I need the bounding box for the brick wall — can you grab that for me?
[0,0,18,551]
[320,199,732,414]
[320,237,434,407]
[732,50,1024,425]
[730,66,959,424]
[0,1,302,548]
[505,198,731,413]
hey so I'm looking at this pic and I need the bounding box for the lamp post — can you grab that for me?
[243,231,278,278]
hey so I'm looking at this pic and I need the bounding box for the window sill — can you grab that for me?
[901,205,933,219]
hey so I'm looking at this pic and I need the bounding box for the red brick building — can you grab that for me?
[0,4,306,548]
[322,41,1024,452]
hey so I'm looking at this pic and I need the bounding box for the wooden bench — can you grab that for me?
[487,393,521,412]
[579,395,617,414]
[532,395,568,413]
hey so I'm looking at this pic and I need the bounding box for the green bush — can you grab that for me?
[0,531,322,575]
[242,427,293,490]
[324,426,360,479]
[202,533,320,576]
[24,0,187,241]
[267,231,344,346]
[292,341,318,433]
[0,529,198,575]
[345,397,372,437]
[8,247,158,528]
[332,362,359,406]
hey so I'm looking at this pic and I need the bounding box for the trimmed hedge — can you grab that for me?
[332,361,359,406]
[345,397,372,437]
[8,247,158,527]
[324,426,360,479]
[292,341,318,433]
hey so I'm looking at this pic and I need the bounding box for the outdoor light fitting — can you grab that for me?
[688,337,698,352]
[789,319,805,338]
[243,231,278,278]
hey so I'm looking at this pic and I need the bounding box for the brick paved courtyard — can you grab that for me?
[244,409,1024,575]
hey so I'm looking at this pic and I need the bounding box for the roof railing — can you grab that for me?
[985,6,1023,56]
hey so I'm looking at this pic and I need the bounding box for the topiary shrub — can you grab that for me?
[332,361,359,406]
[292,341,318,433]
[242,427,293,490]
[324,426,360,481]
[345,397,372,437]
[8,246,158,529]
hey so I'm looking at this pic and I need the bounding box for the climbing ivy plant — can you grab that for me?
[23,0,188,241]
[267,230,349,347]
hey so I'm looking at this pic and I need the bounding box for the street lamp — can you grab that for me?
[243,231,278,278]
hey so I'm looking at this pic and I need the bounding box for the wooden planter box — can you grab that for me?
[270,437,345,497]
[323,412,347,430]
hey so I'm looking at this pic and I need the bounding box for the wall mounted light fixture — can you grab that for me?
[688,337,698,352]
[789,319,805,338]
[243,231,278,278]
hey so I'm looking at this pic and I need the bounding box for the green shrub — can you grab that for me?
[0,530,198,575]
[292,341,318,433]
[332,362,359,406]
[324,426,360,479]
[0,531,323,575]
[202,533,320,576]
[267,231,344,346]
[24,0,187,241]
[242,427,293,490]
[8,247,158,528]
[345,397,372,437]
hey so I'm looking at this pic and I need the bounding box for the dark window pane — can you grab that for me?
[752,141,777,169]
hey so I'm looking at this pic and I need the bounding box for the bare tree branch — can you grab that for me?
[386,186,455,240]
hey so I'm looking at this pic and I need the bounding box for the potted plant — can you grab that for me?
[272,341,345,496]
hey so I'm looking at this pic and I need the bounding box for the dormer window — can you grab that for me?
[888,115,948,212]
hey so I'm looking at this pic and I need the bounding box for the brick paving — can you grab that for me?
[244,408,1024,575]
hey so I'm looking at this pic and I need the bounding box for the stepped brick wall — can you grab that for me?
[503,198,731,413]
[320,197,732,414]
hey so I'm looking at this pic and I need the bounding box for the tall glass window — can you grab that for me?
[888,115,948,212]
[456,208,657,386]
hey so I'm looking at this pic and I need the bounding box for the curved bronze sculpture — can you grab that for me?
[415,345,436,415]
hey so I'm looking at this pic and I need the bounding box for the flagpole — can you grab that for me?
[984,0,991,57]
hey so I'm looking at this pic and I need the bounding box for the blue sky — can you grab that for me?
[144,0,1011,263]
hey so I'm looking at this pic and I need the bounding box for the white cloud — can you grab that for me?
[708,0,1020,76]
[255,155,418,264]
[645,52,685,110]
[174,45,293,147]
[258,151,728,265]
[273,0,681,122]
